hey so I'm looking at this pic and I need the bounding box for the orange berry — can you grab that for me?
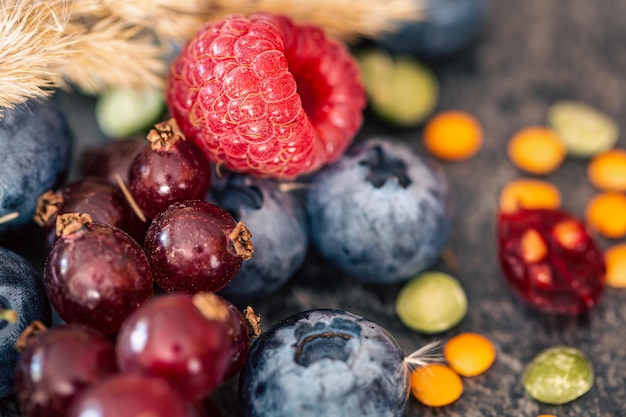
[507,126,566,175]
[604,243,626,288]
[538,415,558,417]
[585,192,626,238]
[552,219,586,251]
[588,149,626,191]
[423,110,483,161]
[444,332,496,377]
[410,363,463,407]
[499,179,562,213]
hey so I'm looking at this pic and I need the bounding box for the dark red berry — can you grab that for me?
[14,324,118,417]
[34,177,144,247]
[497,207,606,315]
[67,373,198,417]
[221,299,260,381]
[128,119,212,219]
[80,137,145,186]
[116,292,234,401]
[144,200,253,294]
[44,213,153,334]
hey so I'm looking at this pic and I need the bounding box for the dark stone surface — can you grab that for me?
[3,1,626,416]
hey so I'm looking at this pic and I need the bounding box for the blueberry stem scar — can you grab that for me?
[0,211,19,225]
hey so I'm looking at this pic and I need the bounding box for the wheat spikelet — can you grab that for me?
[0,0,75,112]
[0,0,422,112]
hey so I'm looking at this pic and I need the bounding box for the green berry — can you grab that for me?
[395,271,467,334]
[96,86,165,138]
[548,100,619,158]
[523,346,594,405]
[358,49,439,126]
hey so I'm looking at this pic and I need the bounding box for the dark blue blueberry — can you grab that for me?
[0,96,72,238]
[377,0,490,57]
[208,173,309,301]
[0,246,51,397]
[306,138,450,284]
[239,309,409,417]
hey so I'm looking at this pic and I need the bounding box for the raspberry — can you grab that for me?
[166,13,366,179]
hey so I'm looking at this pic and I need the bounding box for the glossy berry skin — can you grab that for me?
[306,138,450,283]
[80,137,145,186]
[67,373,198,417]
[14,325,118,417]
[0,97,72,238]
[221,297,251,380]
[35,177,144,247]
[128,119,212,219]
[209,173,308,301]
[144,200,253,294]
[377,0,490,57]
[44,218,153,334]
[166,12,365,179]
[0,247,51,397]
[239,309,409,417]
[116,293,234,401]
[498,207,606,315]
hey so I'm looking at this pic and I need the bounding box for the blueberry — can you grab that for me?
[208,173,308,301]
[0,97,72,238]
[306,138,450,284]
[239,309,409,417]
[376,0,490,57]
[0,246,51,397]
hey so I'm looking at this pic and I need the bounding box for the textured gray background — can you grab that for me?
[3,0,626,416]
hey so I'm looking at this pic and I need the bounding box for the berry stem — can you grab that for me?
[403,341,442,370]
[14,320,48,353]
[56,212,93,238]
[191,292,230,322]
[243,306,261,338]
[115,173,147,223]
[0,211,19,225]
[147,118,185,151]
[33,189,63,226]
[230,222,254,260]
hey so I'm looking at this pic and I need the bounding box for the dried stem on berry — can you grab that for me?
[147,118,185,151]
[403,341,442,370]
[114,173,147,223]
[55,212,92,238]
[192,293,230,322]
[0,211,19,225]
[14,320,48,353]
[243,306,261,338]
[0,309,18,323]
[33,190,63,226]
[230,222,254,260]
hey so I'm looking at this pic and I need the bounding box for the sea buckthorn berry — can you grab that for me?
[538,415,558,417]
[507,126,566,175]
[410,363,463,407]
[423,110,483,161]
[604,243,626,288]
[585,192,626,238]
[499,179,562,213]
[444,332,496,377]
[587,149,626,191]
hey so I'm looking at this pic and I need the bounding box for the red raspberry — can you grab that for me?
[166,13,366,179]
